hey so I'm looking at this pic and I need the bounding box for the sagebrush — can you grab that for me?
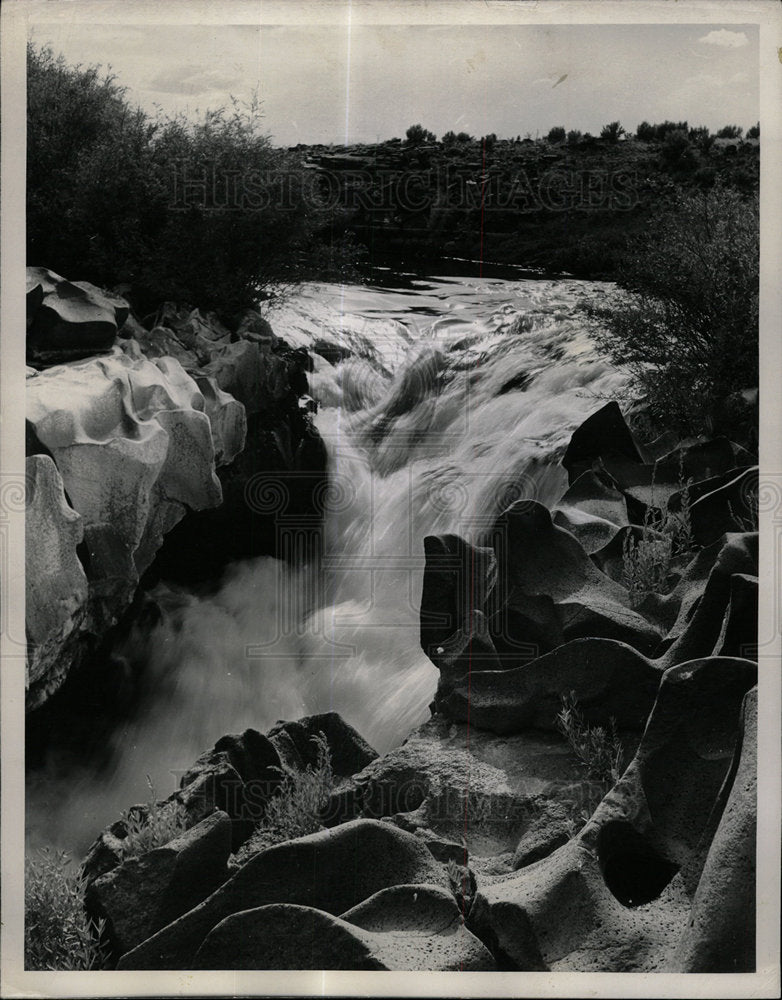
[556,691,625,787]
[25,848,106,970]
[622,457,696,606]
[241,734,334,854]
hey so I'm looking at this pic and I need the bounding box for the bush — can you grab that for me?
[593,183,758,434]
[27,43,362,322]
[547,126,566,144]
[406,123,436,146]
[25,848,107,970]
[556,692,625,785]
[240,734,334,854]
[600,121,625,143]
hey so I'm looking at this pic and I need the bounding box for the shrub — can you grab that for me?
[556,692,625,786]
[600,121,625,143]
[25,848,107,970]
[593,183,758,435]
[746,122,760,140]
[240,734,334,854]
[406,123,436,146]
[27,43,362,322]
[118,778,189,860]
[622,457,696,605]
[547,126,566,144]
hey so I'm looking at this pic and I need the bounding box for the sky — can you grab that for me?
[28,19,759,146]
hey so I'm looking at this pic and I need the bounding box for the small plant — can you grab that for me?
[25,848,107,970]
[556,691,625,786]
[622,456,696,606]
[242,734,334,854]
[118,777,189,860]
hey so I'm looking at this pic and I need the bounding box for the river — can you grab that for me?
[26,273,628,857]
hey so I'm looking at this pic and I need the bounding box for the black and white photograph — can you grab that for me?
[1,0,780,995]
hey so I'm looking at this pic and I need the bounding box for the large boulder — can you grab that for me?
[117,819,452,969]
[26,267,127,366]
[84,811,233,959]
[191,886,495,970]
[267,711,378,778]
[561,401,645,485]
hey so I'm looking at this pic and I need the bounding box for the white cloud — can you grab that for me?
[698,29,748,49]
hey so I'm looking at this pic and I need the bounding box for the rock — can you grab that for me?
[25,349,228,708]
[436,637,663,734]
[554,468,629,528]
[420,534,500,677]
[656,533,758,667]
[24,455,89,698]
[84,811,232,959]
[688,466,758,545]
[189,373,246,466]
[325,715,593,862]
[235,308,275,342]
[117,819,451,969]
[467,656,757,971]
[487,500,661,653]
[178,729,284,847]
[192,886,495,970]
[512,799,574,870]
[672,687,757,972]
[202,340,264,413]
[562,401,645,485]
[26,267,125,366]
[267,711,378,778]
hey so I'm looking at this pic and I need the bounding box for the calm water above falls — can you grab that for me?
[27,274,628,856]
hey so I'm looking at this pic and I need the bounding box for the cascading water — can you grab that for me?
[26,274,628,857]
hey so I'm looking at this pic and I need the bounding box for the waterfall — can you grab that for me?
[26,274,628,857]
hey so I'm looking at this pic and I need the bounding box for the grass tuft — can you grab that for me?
[118,777,189,861]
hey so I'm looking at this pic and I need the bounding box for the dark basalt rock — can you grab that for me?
[117,819,451,970]
[84,811,233,961]
[267,711,378,778]
[26,267,127,366]
[467,656,758,972]
[191,886,495,970]
[562,401,645,485]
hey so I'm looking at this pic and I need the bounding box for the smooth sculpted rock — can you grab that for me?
[436,637,663,735]
[25,349,231,708]
[562,401,645,485]
[487,500,661,654]
[468,656,758,971]
[117,819,451,970]
[671,686,757,972]
[552,469,629,553]
[25,455,89,699]
[192,886,495,970]
[26,267,127,366]
[85,811,233,960]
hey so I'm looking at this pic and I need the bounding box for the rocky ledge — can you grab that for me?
[25,268,325,710]
[77,402,759,973]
